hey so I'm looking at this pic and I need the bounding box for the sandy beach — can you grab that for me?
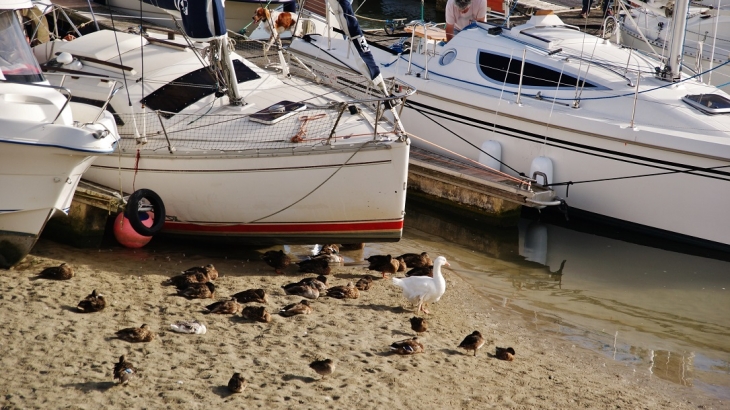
[0,238,723,409]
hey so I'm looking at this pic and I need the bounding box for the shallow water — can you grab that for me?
[395,203,730,400]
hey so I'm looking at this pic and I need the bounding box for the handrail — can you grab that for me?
[405,20,433,79]
[1,80,74,124]
[42,72,124,125]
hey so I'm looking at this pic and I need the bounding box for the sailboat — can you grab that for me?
[33,0,413,243]
[619,0,730,90]
[288,3,730,250]
[0,0,120,268]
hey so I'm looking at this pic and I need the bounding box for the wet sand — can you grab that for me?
[0,237,723,409]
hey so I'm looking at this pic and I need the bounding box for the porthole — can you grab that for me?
[439,49,457,66]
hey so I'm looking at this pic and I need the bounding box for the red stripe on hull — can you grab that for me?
[163,220,404,234]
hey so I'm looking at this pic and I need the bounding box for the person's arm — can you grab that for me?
[477,0,488,22]
[446,23,455,41]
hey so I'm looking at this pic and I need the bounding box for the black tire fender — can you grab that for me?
[124,189,165,237]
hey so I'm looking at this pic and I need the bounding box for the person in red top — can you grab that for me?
[445,0,488,41]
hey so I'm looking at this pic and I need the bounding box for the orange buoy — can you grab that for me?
[113,212,153,248]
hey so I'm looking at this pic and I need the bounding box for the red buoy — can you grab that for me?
[113,212,153,248]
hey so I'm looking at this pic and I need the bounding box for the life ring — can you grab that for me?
[124,189,165,237]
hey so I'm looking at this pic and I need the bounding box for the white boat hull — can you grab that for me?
[86,140,410,242]
[0,143,97,267]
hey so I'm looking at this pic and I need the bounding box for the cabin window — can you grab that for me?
[478,51,596,88]
[682,94,730,115]
[0,11,45,83]
[141,59,260,116]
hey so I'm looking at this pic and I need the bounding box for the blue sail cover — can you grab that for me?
[142,0,226,39]
[336,0,380,82]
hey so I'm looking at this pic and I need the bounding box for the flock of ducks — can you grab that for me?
[34,245,515,392]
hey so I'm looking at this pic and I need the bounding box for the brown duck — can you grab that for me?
[284,275,328,292]
[262,250,290,274]
[241,306,272,323]
[405,266,433,277]
[355,275,373,291]
[495,347,516,361]
[167,271,211,289]
[409,316,428,335]
[177,282,216,299]
[390,337,425,355]
[113,355,137,384]
[397,252,432,268]
[115,324,155,343]
[282,283,320,299]
[228,372,247,393]
[182,264,218,280]
[366,254,398,278]
[38,263,74,280]
[326,281,359,299]
[280,299,313,317]
[297,258,331,275]
[232,288,268,304]
[77,289,106,313]
[458,331,486,356]
[309,358,335,379]
[318,244,339,255]
[205,297,241,314]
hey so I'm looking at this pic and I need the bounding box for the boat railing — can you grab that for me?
[110,92,411,154]
[1,80,73,124]
[42,72,123,124]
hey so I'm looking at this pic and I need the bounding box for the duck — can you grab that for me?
[283,275,328,291]
[409,316,428,336]
[38,263,74,280]
[205,297,241,314]
[279,299,313,317]
[297,258,330,275]
[241,306,272,323]
[326,281,359,299]
[113,355,137,384]
[77,289,106,313]
[318,244,339,255]
[355,275,373,291]
[366,254,399,278]
[458,331,486,356]
[405,266,433,277]
[495,347,516,361]
[262,250,290,274]
[177,282,216,299]
[170,319,207,334]
[115,324,156,343]
[232,288,268,304]
[166,271,212,289]
[396,257,406,272]
[397,252,432,268]
[390,337,425,355]
[392,256,449,315]
[228,372,247,393]
[182,264,218,280]
[282,283,320,299]
[309,358,335,379]
[313,253,343,264]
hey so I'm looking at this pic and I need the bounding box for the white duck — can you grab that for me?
[392,256,449,314]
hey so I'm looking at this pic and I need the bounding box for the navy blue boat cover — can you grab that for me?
[142,0,226,39]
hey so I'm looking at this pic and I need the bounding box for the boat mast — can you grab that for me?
[657,0,690,82]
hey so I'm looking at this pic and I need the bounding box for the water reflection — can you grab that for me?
[402,202,730,396]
